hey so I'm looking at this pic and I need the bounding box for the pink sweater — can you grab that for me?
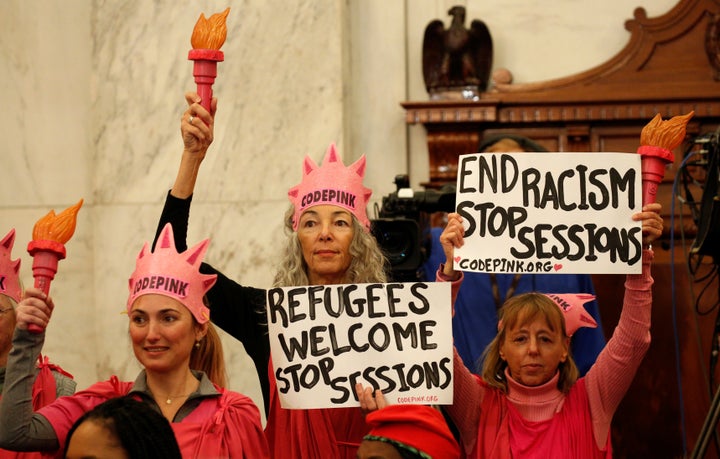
[441,250,654,458]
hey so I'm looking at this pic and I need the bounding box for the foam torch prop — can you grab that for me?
[26,199,83,333]
[637,111,694,205]
[188,7,230,112]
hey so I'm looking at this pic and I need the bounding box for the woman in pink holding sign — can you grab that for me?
[156,92,388,458]
[422,205,663,458]
[0,224,269,458]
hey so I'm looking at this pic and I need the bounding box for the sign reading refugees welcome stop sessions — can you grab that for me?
[266,282,453,409]
[454,152,643,274]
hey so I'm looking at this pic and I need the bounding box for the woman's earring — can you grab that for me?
[195,340,201,349]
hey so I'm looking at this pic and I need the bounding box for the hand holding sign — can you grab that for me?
[356,384,388,415]
[439,213,464,280]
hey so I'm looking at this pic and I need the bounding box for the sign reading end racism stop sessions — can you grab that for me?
[454,152,643,274]
[266,282,453,409]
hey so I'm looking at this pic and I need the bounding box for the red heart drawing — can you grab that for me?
[553,264,563,271]
[454,256,461,263]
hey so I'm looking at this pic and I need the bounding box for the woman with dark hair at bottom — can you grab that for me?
[64,396,181,459]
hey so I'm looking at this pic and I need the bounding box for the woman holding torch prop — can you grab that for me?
[0,225,269,458]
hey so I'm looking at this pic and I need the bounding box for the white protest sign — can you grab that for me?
[266,282,453,409]
[454,152,642,274]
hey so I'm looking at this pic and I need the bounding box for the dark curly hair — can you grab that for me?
[64,396,181,459]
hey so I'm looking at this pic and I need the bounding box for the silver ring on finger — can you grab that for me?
[188,115,195,125]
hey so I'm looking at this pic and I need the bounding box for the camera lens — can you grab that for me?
[377,229,412,265]
[371,218,421,268]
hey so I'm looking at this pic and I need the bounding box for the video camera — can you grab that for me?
[371,175,456,281]
[687,130,720,263]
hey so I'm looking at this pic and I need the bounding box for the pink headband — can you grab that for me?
[498,293,597,337]
[0,229,22,304]
[287,143,372,231]
[127,224,217,324]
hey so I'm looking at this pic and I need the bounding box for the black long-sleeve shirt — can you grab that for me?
[154,192,270,416]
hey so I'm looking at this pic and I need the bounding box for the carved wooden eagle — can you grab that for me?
[422,6,493,95]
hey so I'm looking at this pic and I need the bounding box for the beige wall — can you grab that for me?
[0,0,677,420]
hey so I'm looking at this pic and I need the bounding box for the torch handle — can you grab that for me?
[191,58,220,113]
[27,245,64,335]
[197,83,213,113]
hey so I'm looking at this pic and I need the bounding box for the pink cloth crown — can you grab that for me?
[0,229,22,304]
[127,223,217,324]
[287,143,372,231]
[543,293,598,337]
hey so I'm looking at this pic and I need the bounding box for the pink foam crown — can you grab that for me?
[0,229,22,304]
[543,293,598,337]
[127,224,216,324]
[287,143,373,231]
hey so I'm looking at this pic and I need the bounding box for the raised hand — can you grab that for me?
[181,91,217,160]
[15,287,54,331]
[439,212,464,279]
[355,383,388,416]
[632,202,663,247]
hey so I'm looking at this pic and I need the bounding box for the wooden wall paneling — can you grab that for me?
[402,0,720,456]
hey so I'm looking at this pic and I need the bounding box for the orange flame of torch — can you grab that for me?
[640,111,695,151]
[188,7,230,112]
[191,8,230,50]
[32,199,83,244]
[26,199,83,333]
[637,111,694,205]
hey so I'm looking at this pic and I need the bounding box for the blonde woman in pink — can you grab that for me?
[434,205,660,458]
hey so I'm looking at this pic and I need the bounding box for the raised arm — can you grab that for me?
[584,203,663,449]
[153,93,271,416]
[172,91,217,199]
[434,214,484,454]
[0,288,61,451]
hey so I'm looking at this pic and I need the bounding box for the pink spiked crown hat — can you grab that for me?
[0,229,22,304]
[287,143,373,231]
[127,223,217,324]
[543,293,598,337]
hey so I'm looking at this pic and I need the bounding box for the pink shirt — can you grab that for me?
[39,376,269,459]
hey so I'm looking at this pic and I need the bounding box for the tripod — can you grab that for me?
[691,299,720,458]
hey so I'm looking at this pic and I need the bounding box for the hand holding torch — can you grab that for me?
[26,199,83,333]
